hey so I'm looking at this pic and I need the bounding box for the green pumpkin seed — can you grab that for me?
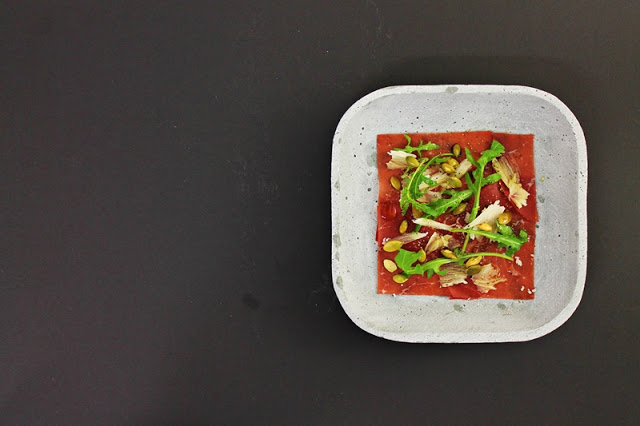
[406,157,420,168]
[477,222,492,231]
[467,265,482,275]
[383,240,403,252]
[465,256,482,267]
[452,203,467,215]
[393,274,408,284]
[412,205,424,219]
[498,211,512,225]
[441,249,457,259]
[383,259,398,272]
[442,163,455,174]
[448,176,463,188]
[390,176,401,190]
[447,158,459,168]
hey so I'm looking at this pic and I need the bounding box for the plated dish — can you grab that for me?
[331,85,587,343]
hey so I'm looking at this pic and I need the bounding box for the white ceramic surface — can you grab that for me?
[331,85,587,343]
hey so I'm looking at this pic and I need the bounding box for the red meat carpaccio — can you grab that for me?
[377,132,538,299]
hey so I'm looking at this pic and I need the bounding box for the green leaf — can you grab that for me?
[416,189,473,218]
[477,140,505,169]
[503,229,529,256]
[394,249,454,277]
[463,141,507,238]
[399,153,453,215]
[393,249,514,278]
[482,172,501,186]
[465,147,480,168]
[394,136,440,155]
[399,158,431,214]
[452,225,529,256]
[496,222,514,237]
[394,249,423,274]
[433,156,453,164]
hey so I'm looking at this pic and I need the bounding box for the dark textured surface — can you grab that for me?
[1,1,639,424]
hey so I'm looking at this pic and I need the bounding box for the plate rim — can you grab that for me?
[331,84,588,343]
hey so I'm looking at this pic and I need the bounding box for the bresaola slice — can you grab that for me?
[377,132,538,299]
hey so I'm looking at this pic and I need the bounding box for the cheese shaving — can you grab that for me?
[454,158,473,179]
[386,151,417,169]
[438,264,468,287]
[492,156,530,208]
[425,232,453,253]
[472,264,507,293]
[413,218,453,231]
[388,232,429,244]
[466,201,505,232]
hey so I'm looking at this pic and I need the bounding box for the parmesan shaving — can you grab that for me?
[466,201,505,232]
[413,218,453,231]
[472,264,506,293]
[388,232,429,244]
[492,156,530,208]
[438,264,468,287]
[423,169,450,186]
[425,232,453,253]
[386,151,417,170]
[454,158,473,179]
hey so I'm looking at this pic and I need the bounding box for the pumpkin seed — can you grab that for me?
[448,176,463,188]
[452,203,467,215]
[447,158,459,169]
[441,249,457,259]
[406,157,420,168]
[383,240,403,252]
[466,265,482,275]
[393,274,408,284]
[442,163,455,174]
[498,211,512,225]
[465,256,482,267]
[412,205,424,219]
[390,176,401,190]
[477,222,492,232]
[383,259,398,272]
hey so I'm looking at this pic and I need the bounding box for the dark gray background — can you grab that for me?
[2,1,639,424]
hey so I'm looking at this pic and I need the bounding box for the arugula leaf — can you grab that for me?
[465,141,504,187]
[415,189,473,218]
[394,135,440,155]
[394,249,457,278]
[433,156,453,164]
[399,158,430,214]
[499,228,528,256]
[423,176,438,187]
[496,222,513,237]
[399,153,452,215]
[394,249,423,274]
[394,249,514,279]
[461,141,505,252]
[482,172,501,186]
[451,224,529,256]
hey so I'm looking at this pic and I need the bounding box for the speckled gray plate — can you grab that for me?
[331,85,587,343]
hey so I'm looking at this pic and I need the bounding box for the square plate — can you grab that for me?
[330,85,587,343]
